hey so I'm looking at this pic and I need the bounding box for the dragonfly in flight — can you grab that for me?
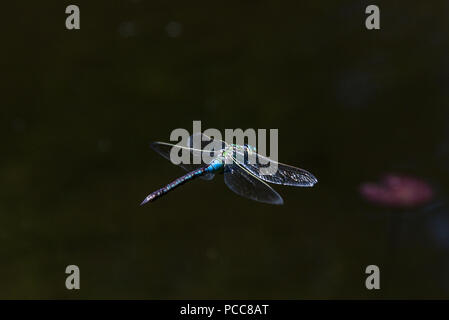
[141,133,317,205]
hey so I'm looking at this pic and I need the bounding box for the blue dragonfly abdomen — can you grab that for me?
[140,159,224,205]
[205,158,224,173]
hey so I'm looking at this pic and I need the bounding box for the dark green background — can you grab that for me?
[2,1,449,298]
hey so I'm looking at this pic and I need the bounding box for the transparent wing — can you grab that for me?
[187,132,227,151]
[233,149,318,187]
[150,141,218,180]
[223,155,284,205]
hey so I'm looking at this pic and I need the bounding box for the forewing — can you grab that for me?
[187,133,227,152]
[150,142,216,180]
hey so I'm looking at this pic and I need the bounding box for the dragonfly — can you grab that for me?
[141,133,317,205]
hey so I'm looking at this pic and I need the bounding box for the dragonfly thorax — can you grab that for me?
[228,144,257,153]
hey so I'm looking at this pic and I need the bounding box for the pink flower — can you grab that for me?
[359,174,434,208]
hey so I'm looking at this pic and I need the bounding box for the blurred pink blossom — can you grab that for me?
[359,174,434,208]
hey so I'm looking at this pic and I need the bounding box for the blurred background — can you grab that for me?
[2,0,449,298]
